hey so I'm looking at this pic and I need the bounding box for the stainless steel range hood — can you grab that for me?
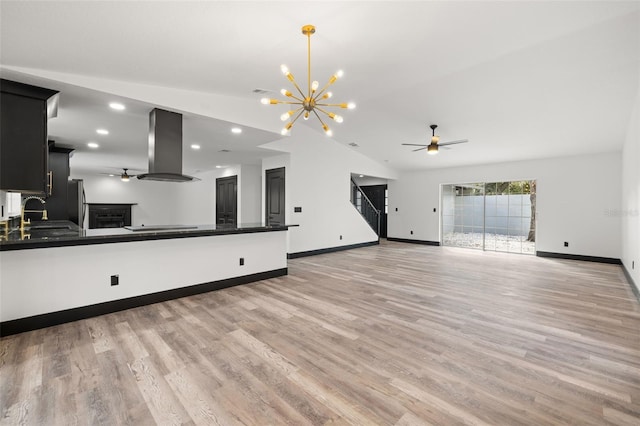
[137,108,197,182]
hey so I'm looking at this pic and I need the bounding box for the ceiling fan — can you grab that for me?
[402,124,469,155]
[119,168,134,182]
[100,168,140,181]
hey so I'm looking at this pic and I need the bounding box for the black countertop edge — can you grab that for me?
[0,225,291,251]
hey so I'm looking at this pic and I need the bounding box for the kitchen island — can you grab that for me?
[0,222,290,335]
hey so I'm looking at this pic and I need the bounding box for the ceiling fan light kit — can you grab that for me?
[261,25,355,137]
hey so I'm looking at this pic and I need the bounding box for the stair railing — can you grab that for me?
[350,178,380,237]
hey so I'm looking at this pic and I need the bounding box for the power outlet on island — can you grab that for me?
[239,258,245,266]
[564,242,569,247]
[340,235,343,240]
[110,275,119,286]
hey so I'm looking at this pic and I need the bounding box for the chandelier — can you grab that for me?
[261,25,355,137]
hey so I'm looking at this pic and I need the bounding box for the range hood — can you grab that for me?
[137,108,197,182]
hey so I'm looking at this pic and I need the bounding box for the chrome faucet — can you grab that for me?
[21,196,48,231]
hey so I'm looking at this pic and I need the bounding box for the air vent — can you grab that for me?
[253,88,271,94]
[348,142,359,147]
[218,149,231,153]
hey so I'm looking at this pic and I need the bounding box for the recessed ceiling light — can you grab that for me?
[215,165,223,169]
[96,129,109,135]
[359,174,364,178]
[231,127,242,134]
[109,102,125,111]
[191,144,201,150]
[108,174,115,177]
[87,142,99,148]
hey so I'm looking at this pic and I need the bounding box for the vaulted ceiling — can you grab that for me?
[1,1,638,175]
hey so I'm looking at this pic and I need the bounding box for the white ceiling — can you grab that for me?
[1,1,639,175]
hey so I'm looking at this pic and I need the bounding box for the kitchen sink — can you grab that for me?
[28,224,73,230]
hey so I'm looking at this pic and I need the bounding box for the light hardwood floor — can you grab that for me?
[1,240,639,425]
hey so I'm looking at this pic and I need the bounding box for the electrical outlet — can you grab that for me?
[564,242,569,247]
[433,208,436,212]
[239,258,244,266]
[110,275,119,286]
[340,235,343,240]
[395,207,398,212]
[410,230,414,235]
[633,261,635,269]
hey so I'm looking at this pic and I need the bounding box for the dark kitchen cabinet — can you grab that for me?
[45,144,74,220]
[0,79,59,194]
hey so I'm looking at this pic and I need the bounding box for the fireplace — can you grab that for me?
[88,204,133,229]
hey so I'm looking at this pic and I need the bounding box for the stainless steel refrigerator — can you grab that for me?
[67,179,86,227]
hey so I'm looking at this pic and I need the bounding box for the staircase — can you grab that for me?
[351,178,380,236]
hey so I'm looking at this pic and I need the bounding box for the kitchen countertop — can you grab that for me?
[0,220,292,251]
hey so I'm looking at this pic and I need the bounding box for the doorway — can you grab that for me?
[361,184,388,238]
[216,175,237,225]
[265,167,285,226]
[441,180,536,254]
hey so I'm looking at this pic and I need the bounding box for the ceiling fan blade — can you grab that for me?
[402,143,429,147]
[412,147,428,152]
[438,139,468,147]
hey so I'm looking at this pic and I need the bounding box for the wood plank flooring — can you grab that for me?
[2,240,639,425]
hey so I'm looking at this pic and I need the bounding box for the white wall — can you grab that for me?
[5,66,281,134]
[621,89,639,290]
[389,152,622,259]
[261,125,397,254]
[0,231,287,322]
[353,176,389,187]
[240,164,262,224]
[0,191,21,220]
[73,164,253,228]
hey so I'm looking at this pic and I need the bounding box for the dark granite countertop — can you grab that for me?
[0,220,291,251]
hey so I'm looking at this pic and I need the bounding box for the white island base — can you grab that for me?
[1,230,287,334]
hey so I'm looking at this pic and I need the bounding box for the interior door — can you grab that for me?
[361,184,388,238]
[216,175,237,225]
[265,167,285,226]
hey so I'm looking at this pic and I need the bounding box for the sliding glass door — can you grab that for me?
[441,180,536,254]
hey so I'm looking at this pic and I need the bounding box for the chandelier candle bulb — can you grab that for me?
[261,24,354,136]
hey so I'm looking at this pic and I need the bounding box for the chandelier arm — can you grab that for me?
[312,83,334,101]
[314,106,332,117]
[290,109,305,126]
[275,100,304,105]
[316,102,347,108]
[312,108,329,127]
[288,77,307,99]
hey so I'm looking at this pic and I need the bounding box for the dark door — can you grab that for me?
[265,167,285,226]
[361,184,388,238]
[216,175,237,225]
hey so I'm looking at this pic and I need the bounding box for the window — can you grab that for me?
[441,180,536,254]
